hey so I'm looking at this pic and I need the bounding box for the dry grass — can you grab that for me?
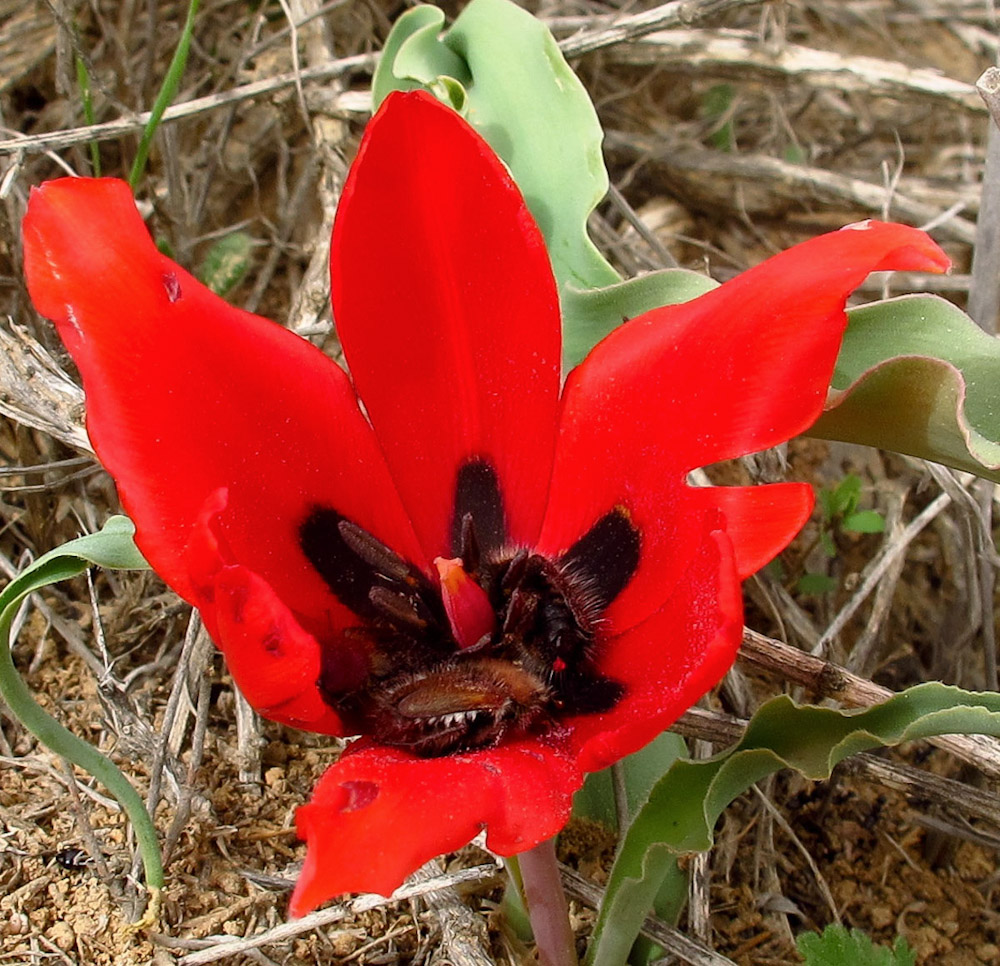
[0,1,998,964]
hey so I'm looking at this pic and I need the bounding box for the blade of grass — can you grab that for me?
[128,0,201,190]
[74,55,101,176]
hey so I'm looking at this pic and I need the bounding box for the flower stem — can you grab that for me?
[518,838,579,966]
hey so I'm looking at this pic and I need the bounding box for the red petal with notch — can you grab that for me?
[539,222,949,631]
[688,481,814,580]
[331,91,561,562]
[23,178,424,639]
[212,565,343,734]
[291,738,580,915]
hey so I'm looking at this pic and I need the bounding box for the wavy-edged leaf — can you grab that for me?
[375,0,649,368]
[809,294,1000,482]
[587,683,1000,966]
[376,0,616,296]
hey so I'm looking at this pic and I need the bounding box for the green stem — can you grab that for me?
[128,0,200,189]
[518,838,578,966]
[0,607,163,895]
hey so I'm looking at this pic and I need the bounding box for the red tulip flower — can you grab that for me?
[22,91,948,915]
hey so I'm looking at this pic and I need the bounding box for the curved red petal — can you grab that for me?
[291,738,580,915]
[23,178,424,632]
[331,91,561,561]
[688,481,814,579]
[212,565,343,734]
[568,526,743,774]
[539,221,946,629]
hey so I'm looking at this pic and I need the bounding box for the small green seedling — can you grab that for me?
[797,924,915,966]
[797,474,885,595]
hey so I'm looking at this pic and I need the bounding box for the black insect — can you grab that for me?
[51,847,93,871]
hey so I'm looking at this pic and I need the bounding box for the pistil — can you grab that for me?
[434,556,496,650]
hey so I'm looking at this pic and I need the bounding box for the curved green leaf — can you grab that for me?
[588,683,1000,966]
[372,6,470,105]
[809,294,1000,482]
[0,517,160,912]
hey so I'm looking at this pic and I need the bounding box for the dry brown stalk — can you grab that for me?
[605,28,984,113]
[605,133,978,244]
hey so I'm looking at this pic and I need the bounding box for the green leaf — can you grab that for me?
[701,83,735,152]
[196,231,253,297]
[587,683,1000,966]
[820,530,837,558]
[376,0,631,368]
[797,925,916,966]
[373,6,470,101]
[842,509,885,534]
[379,0,617,292]
[574,731,688,832]
[561,269,718,370]
[829,475,862,517]
[809,295,1000,483]
[0,518,161,908]
[129,0,200,189]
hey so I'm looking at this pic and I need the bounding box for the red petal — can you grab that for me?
[23,178,424,631]
[212,565,343,734]
[539,222,947,628]
[331,91,561,561]
[568,527,743,774]
[291,738,580,915]
[687,481,814,579]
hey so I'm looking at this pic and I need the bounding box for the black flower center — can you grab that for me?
[299,458,639,757]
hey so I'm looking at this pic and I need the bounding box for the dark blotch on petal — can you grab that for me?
[301,507,387,621]
[451,459,506,559]
[559,506,640,611]
[557,672,624,715]
[300,507,448,637]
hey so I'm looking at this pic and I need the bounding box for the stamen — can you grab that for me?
[369,586,428,630]
[434,556,496,650]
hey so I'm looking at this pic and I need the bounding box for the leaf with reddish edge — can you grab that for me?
[537,221,949,635]
[811,294,1000,483]
[22,177,424,634]
[331,90,561,562]
[291,739,580,915]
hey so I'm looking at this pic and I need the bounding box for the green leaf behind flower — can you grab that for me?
[587,683,1000,966]
[375,0,617,296]
[810,294,1000,482]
